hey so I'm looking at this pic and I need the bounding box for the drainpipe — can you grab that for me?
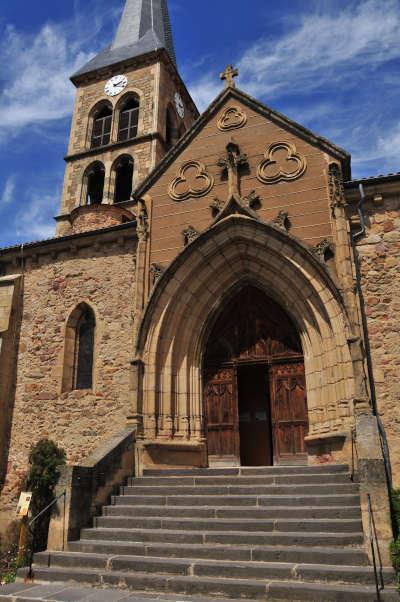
[351,183,392,489]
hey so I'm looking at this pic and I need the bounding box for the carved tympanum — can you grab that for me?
[217,106,247,132]
[168,160,214,202]
[257,142,307,185]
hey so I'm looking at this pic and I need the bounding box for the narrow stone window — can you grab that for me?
[85,162,105,205]
[118,96,139,142]
[62,303,96,393]
[91,105,112,148]
[165,105,179,150]
[74,308,95,390]
[114,156,134,203]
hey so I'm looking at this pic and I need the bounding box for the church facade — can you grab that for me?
[0,0,399,553]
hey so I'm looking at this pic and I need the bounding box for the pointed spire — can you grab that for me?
[72,0,176,80]
[112,0,176,63]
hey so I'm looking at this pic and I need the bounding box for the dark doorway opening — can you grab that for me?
[203,286,308,466]
[237,364,272,466]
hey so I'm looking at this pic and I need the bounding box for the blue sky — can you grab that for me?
[0,0,399,247]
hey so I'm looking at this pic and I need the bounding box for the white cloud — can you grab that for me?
[15,193,59,241]
[237,0,400,101]
[188,0,400,109]
[0,175,16,207]
[0,0,120,142]
[0,24,92,138]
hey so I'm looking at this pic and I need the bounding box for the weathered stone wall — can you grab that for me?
[0,238,136,530]
[0,275,22,489]
[354,191,400,487]
[70,205,134,234]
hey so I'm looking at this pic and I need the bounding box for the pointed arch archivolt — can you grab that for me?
[135,215,357,445]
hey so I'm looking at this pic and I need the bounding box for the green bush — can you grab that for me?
[25,439,66,553]
[391,489,400,583]
[0,521,21,585]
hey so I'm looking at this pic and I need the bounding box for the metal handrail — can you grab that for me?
[350,427,358,482]
[367,493,384,601]
[26,491,66,580]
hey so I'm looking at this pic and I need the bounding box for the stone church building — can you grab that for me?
[0,0,400,597]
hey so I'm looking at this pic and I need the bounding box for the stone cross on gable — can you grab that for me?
[218,141,248,197]
[220,65,239,88]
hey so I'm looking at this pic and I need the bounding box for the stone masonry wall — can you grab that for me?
[0,239,136,530]
[355,192,400,487]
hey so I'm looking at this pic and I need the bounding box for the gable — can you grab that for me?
[142,90,349,269]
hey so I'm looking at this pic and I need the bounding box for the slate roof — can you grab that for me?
[72,0,176,80]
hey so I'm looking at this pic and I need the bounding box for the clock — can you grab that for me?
[174,92,185,118]
[105,75,128,97]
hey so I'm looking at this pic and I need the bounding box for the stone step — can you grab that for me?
[33,551,396,586]
[104,503,361,520]
[95,515,363,534]
[69,538,369,565]
[17,566,400,601]
[121,483,358,496]
[142,464,349,477]
[80,526,364,547]
[114,493,361,507]
[128,473,351,486]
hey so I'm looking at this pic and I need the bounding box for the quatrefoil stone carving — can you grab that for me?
[168,160,214,202]
[217,106,247,131]
[257,141,307,185]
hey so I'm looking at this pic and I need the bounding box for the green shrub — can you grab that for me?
[25,439,66,553]
[391,489,400,584]
[0,521,21,585]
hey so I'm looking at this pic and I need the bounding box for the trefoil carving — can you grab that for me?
[217,106,247,132]
[257,141,307,185]
[272,211,290,232]
[168,160,214,202]
[182,225,199,246]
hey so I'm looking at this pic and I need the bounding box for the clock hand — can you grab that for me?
[113,79,125,87]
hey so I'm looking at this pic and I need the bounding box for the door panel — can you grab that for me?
[204,366,239,459]
[270,362,308,463]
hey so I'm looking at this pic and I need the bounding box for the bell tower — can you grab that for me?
[56,0,198,237]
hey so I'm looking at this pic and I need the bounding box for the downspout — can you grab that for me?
[351,184,392,489]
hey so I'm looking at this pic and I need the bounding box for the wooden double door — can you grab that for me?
[204,360,308,465]
[203,286,309,466]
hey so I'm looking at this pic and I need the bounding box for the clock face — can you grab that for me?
[105,75,128,97]
[174,92,185,118]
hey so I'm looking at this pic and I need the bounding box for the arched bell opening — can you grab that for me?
[203,285,308,467]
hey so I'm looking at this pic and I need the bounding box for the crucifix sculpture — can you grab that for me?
[218,141,248,197]
[220,65,239,88]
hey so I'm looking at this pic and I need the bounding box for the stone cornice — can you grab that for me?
[0,222,137,260]
[65,132,162,163]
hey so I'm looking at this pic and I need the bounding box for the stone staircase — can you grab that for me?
[4,464,399,601]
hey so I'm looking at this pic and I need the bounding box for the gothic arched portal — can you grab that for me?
[203,286,308,466]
